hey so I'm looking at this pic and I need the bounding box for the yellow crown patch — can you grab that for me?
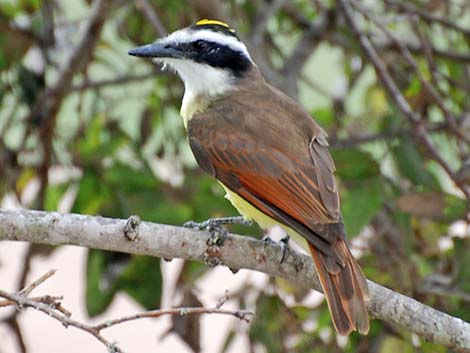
[196,19,229,27]
[195,19,236,33]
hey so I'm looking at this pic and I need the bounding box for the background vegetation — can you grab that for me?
[0,0,469,352]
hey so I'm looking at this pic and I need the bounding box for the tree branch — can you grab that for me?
[0,268,253,353]
[0,209,469,350]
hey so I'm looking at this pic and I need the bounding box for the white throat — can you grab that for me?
[163,58,234,127]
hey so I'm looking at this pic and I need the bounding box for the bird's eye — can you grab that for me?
[192,41,204,51]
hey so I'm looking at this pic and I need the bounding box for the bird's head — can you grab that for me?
[128,19,254,97]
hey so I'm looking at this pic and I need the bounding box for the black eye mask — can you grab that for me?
[175,40,251,77]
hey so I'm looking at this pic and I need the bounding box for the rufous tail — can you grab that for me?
[308,240,370,335]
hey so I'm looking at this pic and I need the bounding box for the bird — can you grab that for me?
[128,19,370,335]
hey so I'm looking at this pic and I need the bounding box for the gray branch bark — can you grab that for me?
[0,209,469,350]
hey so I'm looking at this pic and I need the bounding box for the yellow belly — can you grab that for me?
[221,183,309,251]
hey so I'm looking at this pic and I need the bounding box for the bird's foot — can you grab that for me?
[261,234,290,263]
[184,216,251,246]
[184,216,251,268]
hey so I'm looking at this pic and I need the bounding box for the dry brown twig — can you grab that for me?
[134,0,167,37]
[0,268,253,353]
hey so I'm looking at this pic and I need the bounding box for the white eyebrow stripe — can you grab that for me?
[161,28,252,61]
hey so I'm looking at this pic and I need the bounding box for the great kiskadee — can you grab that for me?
[129,19,369,335]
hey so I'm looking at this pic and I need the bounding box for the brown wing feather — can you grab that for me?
[309,136,340,217]
[187,78,369,334]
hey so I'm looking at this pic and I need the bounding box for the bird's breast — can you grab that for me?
[180,90,211,129]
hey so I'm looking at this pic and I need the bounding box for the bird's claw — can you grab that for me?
[262,234,290,264]
[279,234,290,263]
[183,220,205,230]
[261,235,277,245]
[206,225,228,246]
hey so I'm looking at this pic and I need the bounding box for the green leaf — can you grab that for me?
[0,24,33,70]
[311,108,334,129]
[117,255,162,309]
[76,116,105,160]
[420,340,447,353]
[453,238,470,292]
[85,249,118,316]
[391,136,440,189]
[17,65,44,107]
[44,184,68,211]
[341,177,384,236]
[443,193,469,222]
[72,171,110,214]
[75,115,129,164]
[103,163,157,192]
[405,76,422,97]
[86,251,163,316]
[249,294,288,353]
[331,148,380,181]
[380,336,414,353]
[366,86,388,118]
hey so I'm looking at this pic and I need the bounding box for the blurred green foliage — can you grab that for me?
[0,0,469,352]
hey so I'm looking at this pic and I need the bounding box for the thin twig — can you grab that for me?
[134,0,167,37]
[215,290,230,309]
[93,306,253,332]
[410,18,441,90]
[19,268,57,296]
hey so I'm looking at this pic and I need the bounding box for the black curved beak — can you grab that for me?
[128,42,183,59]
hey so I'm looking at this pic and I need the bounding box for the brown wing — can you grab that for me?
[188,116,344,261]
